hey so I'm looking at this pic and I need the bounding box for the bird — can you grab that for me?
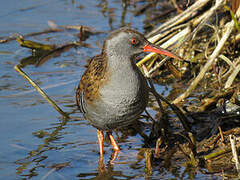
[76,27,181,157]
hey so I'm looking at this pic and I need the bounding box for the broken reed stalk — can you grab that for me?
[142,0,230,104]
[146,0,211,37]
[225,59,240,88]
[173,5,240,104]
[138,0,240,105]
[220,55,240,79]
[14,64,69,118]
[230,135,240,174]
[137,0,225,74]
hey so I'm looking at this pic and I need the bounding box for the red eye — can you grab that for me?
[131,38,138,45]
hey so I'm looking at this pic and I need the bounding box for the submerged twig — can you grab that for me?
[0,28,63,44]
[14,65,69,118]
[16,36,56,51]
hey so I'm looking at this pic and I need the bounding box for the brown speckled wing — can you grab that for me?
[76,54,108,113]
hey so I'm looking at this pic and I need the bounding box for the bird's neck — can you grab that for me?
[101,50,142,94]
[103,51,137,73]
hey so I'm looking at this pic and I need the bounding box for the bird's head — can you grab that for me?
[104,27,181,61]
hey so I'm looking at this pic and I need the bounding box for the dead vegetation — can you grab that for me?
[135,0,240,178]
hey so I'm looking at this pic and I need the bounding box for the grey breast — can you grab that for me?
[84,61,149,130]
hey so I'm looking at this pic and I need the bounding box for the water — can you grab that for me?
[0,0,220,179]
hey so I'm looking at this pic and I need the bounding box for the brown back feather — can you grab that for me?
[76,54,108,112]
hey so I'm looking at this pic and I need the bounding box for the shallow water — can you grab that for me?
[0,0,221,179]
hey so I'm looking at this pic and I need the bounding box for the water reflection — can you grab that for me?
[15,116,70,178]
[12,104,215,179]
[77,151,135,180]
[14,115,144,179]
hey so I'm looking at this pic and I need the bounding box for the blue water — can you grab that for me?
[0,0,220,179]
